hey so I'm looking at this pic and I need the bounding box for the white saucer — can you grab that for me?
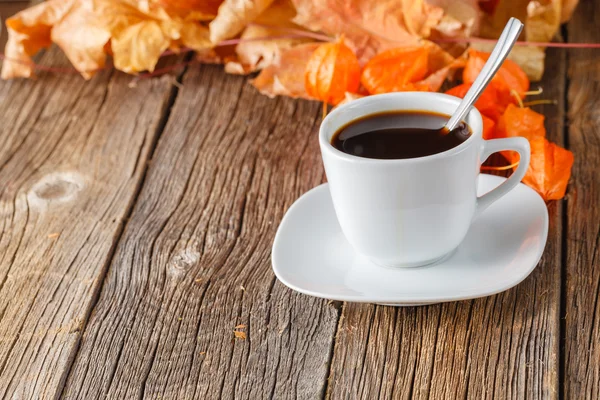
[272,175,549,306]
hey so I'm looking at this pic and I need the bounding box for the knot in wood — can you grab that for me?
[168,248,200,276]
[29,172,84,205]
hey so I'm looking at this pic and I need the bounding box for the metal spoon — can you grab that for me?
[442,17,524,133]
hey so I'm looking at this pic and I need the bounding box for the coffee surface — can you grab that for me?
[331,111,471,160]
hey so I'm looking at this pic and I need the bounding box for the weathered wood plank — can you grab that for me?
[63,65,339,399]
[326,49,566,399]
[0,50,179,398]
[564,1,600,397]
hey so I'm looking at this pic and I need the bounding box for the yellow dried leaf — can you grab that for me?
[226,0,312,74]
[155,0,223,20]
[479,0,529,39]
[291,0,443,64]
[111,21,170,73]
[96,1,184,73]
[235,324,247,329]
[428,0,481,37]
[526,0,561,43]
[471,42,545,81]
[2,0,78,79]
[179,22,212,51]
[51,2,111,79]
[233,330,247,339]
[209,0,276,43]
[251,42,320,99]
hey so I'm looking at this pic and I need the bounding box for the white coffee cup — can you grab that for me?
[319,92,530,268]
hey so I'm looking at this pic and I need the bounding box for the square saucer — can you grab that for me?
[272,175,549,306]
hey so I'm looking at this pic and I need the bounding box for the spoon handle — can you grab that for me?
[445,17,524,132]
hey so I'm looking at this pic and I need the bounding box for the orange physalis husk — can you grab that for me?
[304,37,361,105]
[481,114,496,140]
[253,42,320,99]
[445,82,512,121]
[463,49,530,98]
[495,104,546,141]
[507,137,574,201]
[361,47,429,95]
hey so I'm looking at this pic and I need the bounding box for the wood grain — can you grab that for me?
[0,49,179,399]
[564,1,600,397]
[326,49,567,400]
[62,65,339,399]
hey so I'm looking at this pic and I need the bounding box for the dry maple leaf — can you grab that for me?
[290,0,443,64]
[1,0,109,79]
[96,1,209,73]
[304,37,361,105]
[155,0,223,20]
[526,0,561,43]
[479,0,579,81]
[209,0,276,43]
[428,0,481,39]
[471,42,545,81]
[1,0,213,79]
[225,0,313,74]
[252,42,320,99]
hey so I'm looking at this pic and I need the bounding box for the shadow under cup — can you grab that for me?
[319,92,484,268]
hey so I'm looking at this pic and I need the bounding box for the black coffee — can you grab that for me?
[332,111,471,160]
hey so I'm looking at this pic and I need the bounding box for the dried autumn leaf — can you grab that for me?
[417,41,466,91]
[495,104,546,141]
[235,324,247,329]
[471,42,545,81]
[111,21,171,73]
[291,0,443,64]
[233,330,247,339]
[252,42,320,99]
[428,0,481,39]
[155,0,222,20]
[209,0,275,43]
[479,0,529,39]
[1,0,110,79]
[508,137,574,200]
[526,0,561,43]
[361,47,429,94]
[96,1,185,73]
[304,38,360,105]
[225,0,312,74]
[48,2,111,79]
[478,0,579,81]
[464,49,530,97]
[178,22,212,51]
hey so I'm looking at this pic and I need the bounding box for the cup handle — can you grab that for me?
[475,137,531,218]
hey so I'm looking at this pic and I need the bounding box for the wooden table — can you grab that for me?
[0,2,598,399]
